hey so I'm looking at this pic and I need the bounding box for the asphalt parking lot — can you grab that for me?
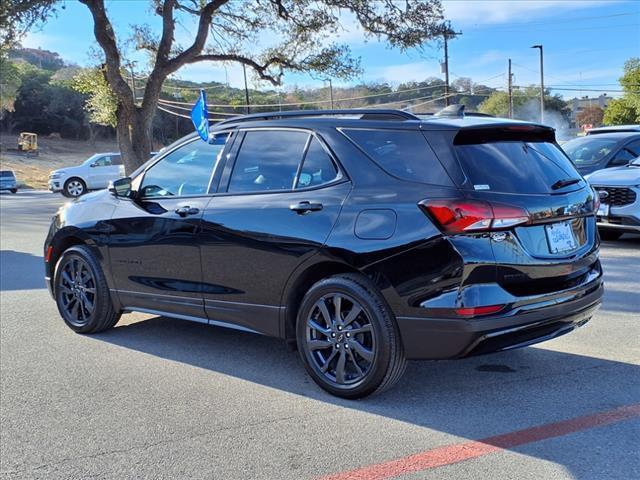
[1,190,638,480]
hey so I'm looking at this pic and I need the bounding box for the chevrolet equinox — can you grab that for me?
[45,108,604,398]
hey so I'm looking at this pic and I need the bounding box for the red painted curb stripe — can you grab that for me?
[319,403,640,480]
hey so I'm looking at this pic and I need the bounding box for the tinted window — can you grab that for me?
[228,130,309,193]
[93,156,112,167]
[626,140,640,156]
[0,171,14,178]
[140,137,227,197]
[295,137,340,189]
[455,142,583,194]
[562,137,618,165]
[342,129,453,185]
[111,155,123,165]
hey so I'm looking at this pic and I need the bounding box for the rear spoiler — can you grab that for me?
[454,124,555,145]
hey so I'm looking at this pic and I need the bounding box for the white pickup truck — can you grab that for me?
[49,153,125,197]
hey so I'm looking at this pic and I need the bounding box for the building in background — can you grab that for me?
[568,94,611,129]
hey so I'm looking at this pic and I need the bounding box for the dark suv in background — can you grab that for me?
[44,107,603,398]
[563,132,640,175]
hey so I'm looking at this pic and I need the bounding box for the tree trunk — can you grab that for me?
[115,104,153,175]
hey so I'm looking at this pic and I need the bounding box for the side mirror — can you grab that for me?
[610,157,630,166]
[109,177,132,197]
[89,163,97,168]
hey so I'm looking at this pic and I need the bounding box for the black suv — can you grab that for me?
[45,108,603,398]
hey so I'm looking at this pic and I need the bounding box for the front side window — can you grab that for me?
[93,156,113,167]
[140,137,227,197]
[295,137,340,189]
[227,130,309,193]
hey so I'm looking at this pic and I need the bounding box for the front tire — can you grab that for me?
[54,245,120,333]
[10,188,17,194]
[63,178,86,197]
[599,230,623,241]
[296,274,407,399]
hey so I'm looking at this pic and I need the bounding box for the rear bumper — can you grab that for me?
[396,273,603,360]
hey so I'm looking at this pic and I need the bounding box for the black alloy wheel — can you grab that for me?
[297,274,406,399]
[58,256,96,328]
[54,245,120,333]
[305,293,376,385]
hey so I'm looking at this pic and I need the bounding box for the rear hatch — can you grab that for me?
[425,125,600,297]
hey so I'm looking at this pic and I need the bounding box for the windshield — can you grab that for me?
[562,137,618,165]
[455,141,583,194]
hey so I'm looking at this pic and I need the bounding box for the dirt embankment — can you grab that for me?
[0,133,119,189]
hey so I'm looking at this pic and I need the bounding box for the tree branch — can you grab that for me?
[78,0,132,106]
[156,0,176,65]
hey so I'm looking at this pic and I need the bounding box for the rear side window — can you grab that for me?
[1,171,14,178]
[295,137,340,189]
[455,141,583,194]
[228,130,309,193]
[341,129,453,185]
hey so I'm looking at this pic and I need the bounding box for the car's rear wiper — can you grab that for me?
[551,178,581,190]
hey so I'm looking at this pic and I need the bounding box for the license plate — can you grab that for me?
[597,203,610,217]
[545,221,577,254]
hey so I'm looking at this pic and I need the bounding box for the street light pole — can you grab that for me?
[531,44,544,123]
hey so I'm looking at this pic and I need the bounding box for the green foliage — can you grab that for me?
[10,62,88,138]
[0,0,58,51]
[603,98,638,125]
[71,68,118,127]
[0,56,22,115]
[603,57,640,125]
[9,47,64,70]
[478,87,569,122]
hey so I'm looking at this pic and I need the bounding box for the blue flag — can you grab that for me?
[190,89,209,142]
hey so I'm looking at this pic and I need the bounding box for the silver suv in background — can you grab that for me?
[0,170,18,194]
[586,156,640,240]
[49,153,124,197]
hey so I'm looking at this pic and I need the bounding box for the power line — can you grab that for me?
[465,11,638,30]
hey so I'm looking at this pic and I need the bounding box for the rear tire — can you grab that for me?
[296,273,407,399]
[10,189,17,194]
[599,230,622,241]
[54,245,120,333]
[63,178,86,197]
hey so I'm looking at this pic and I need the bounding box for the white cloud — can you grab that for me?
[443,0,623,25]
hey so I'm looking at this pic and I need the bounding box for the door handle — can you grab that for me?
[290,201,323,214]
[175,206,200,217]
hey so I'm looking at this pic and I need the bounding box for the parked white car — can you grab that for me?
[49,153,124,197]
[585,156,640,240]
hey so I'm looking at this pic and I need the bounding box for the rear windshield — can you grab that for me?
[341,128,453,186]
[455,141,583,194]
[0,171,15,178]
[562,137,618,165]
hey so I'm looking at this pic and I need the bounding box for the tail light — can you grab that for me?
[419,199,529,234]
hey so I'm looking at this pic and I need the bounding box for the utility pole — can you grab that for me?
[242,63,251,114]
[327,78,334,109]
[531,44,544,123]
[508,58,514,119]
[441,27,462,106]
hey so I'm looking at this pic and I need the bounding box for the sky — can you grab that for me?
[21,0,640,100]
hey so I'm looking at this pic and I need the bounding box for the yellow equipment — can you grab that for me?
[17,132,38,154]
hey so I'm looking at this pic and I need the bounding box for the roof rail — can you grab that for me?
[215,109,420,127]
